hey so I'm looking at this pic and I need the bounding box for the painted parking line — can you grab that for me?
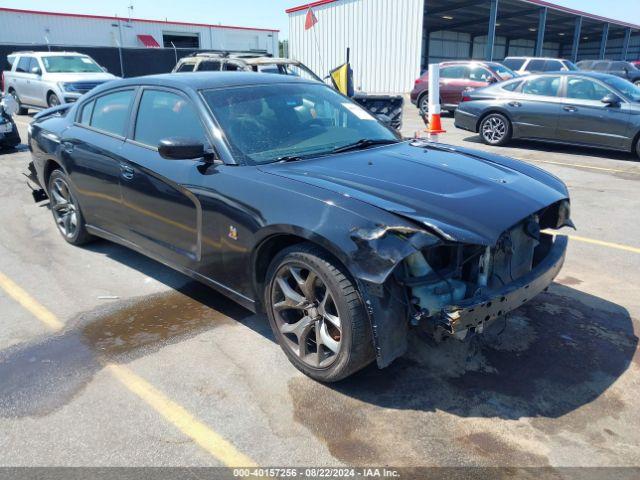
[0,268,257,467]
[564,233,640,255]
[528,158,640,176]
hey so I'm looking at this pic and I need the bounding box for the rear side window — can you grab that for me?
[176,63,195,72]
[544,60,564,71]
[197,60,221,71]
[79,100,95,125]
[521,76,561,97]
[223,62,242,71]
[503,58,525,70]
[90,90,135,137]
[134,89,207,148]
[526,59,546,72]
[593,62,609,71]
[468,66,493,82]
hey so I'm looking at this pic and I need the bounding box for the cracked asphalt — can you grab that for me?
[0,107,638,470]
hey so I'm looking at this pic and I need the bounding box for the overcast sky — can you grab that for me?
[2,0,639,38]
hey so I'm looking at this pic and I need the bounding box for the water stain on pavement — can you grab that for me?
[288,284,638,466]
[0,282,246,418]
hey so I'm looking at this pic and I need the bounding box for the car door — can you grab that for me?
[12,56,37,104]
[61,88,136,237]
[119,87,207,267]
[439,65,469,108]
[510,75,562,139]
[558,76,631,149]
[29,57,48,107]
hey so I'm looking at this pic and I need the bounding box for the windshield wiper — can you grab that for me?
[276,155,305,163]
[332,138,398,154]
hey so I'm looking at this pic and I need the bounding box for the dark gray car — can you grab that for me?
[455,72,640,159]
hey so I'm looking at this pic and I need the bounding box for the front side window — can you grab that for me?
[134,89,207,148]
[593,62,609,71]
[468,66,493,82]
[90,90,135,137]
[223,62,242,71]
[254,63,322,82]
[544,60,564,71]
[521,76,561,97]
[41,55,103,73]
[201,83,397,165]
[566,78,610,101]
[197,61,221,71]
[502,80,522,92]
[602,76,640,102]
[490,63,517,80]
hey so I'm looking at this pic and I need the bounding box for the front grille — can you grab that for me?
[68,82,104,93]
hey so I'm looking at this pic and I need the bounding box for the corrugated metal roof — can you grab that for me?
[286,0,640,30]
[0,7,279,32]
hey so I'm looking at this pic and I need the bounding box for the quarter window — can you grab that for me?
[79,100,95,125]
[90,90,135,137]
[134,89,207,148]
[566,78,610,101]
[176,63,195,72]
[521,76,561,97]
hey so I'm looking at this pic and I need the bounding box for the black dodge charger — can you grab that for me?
[28,72,572,382]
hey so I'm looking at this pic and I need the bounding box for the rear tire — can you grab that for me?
[47,169,93,245]
[418,94,429,115]
[635,136,640,161]
[9,90,28,115]
[479,113,512,146]
[47,92,61,108]
[264,243,375,382]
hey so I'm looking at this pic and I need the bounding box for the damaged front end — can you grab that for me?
[400,199,571,341]
[353,200,572,368]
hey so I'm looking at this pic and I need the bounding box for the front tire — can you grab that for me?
[48,169,93,245]
[265,244,375,382]
[479,113,512,146]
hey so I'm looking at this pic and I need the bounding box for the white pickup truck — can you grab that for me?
[2,51,118,114]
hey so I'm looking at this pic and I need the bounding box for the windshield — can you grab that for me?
[202,83,397,164]
[491,63,517,80]
[42,56,103,73]
[602,76,640,102]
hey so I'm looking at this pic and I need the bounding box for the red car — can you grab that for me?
[410,61,517,114]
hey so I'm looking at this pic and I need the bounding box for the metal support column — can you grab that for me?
[535,7,547,57]
[571,16,582,62]
[485,0,499,61]
[622,28,632,60]
[600,23,609,59]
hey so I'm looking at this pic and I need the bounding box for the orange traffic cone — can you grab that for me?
[427,112,446,135]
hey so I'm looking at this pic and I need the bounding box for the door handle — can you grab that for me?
[508,101,522,107]
[61,141,74,154]
[120,164,134,180]
[563,105,578,112]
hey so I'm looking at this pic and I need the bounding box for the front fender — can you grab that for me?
[253,218,441,368]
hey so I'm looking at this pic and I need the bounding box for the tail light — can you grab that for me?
[461,94,472,102]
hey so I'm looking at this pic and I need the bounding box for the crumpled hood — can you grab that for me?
[260,142,568,245]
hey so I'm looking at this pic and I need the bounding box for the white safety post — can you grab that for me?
[427,63,445,141]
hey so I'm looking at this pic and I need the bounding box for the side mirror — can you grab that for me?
[102,66,109,73]
[487,76,498,84]
[601,93,621,107]
[0,95,19,116]
[158,137,206,160]
[30,66,42,76]
[375,113,393,128]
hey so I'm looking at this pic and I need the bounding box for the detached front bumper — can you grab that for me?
[440,235,568,334]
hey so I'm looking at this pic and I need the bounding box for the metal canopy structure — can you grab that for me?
[423,0,640,64]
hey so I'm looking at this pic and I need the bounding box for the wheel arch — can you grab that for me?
[631,128,640,155]
[43,158,64,191]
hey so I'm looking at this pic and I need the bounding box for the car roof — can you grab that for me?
[10,51,88,57]
[513,71,620,80]
[97,71,317,91]
[505,56,569,61]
